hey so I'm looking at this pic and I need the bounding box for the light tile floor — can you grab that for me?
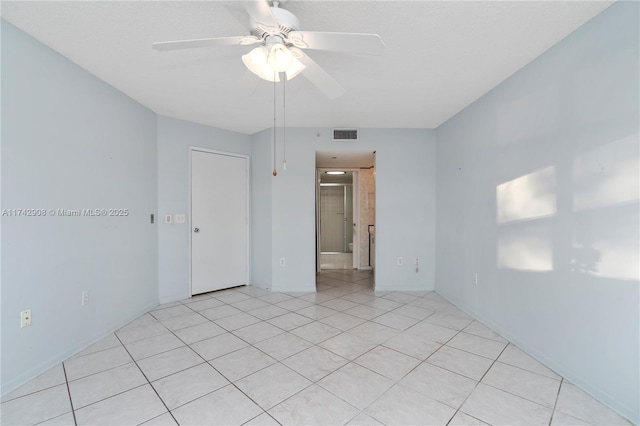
[321,253,354,270]
[1,270,632,426]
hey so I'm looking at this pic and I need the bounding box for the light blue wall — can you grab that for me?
[1,21,159,394]
[435,2,639,422]
[250,129,273,290]
[372,130,436,291]
[254,128,437,292]
[157,115,250,303]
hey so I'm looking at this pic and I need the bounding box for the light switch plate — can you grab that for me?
[175,214,185,224]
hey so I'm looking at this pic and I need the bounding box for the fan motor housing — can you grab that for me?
[250,7,300,39]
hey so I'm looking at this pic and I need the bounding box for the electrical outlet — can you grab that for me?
[175,214,185,224]
[279,258,286,267]
[474,273,478,285]
[397,257,403,266]
[82,290,89,306]
[20,309,32,328]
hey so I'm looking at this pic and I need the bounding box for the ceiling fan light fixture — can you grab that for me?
[243,44,305,82]
[285,57,306,80]
[260,65,281,82]
[248,45,268,65]
[268,43,293,72]
[242,47,280,82]
[154,0,385,98]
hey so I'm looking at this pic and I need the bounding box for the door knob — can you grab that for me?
[193,227,200,233]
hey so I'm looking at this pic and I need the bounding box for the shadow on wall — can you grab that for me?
[496,134,639,280]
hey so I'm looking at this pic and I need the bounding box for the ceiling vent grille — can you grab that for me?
[333,129,358,141]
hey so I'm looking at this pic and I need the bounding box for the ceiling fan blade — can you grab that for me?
[243,0,279,29]
[298,53,345,99]
[152,36,260,51]
[288,31,384,55]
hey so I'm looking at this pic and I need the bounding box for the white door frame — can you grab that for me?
[351,171,360,270]
[317,168,361,270]
[316,169,322,273]
[188,146,250,296]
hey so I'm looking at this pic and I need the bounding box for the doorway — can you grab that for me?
[315,151,376,277]
[190,148,249,295]
[319,171,355,269]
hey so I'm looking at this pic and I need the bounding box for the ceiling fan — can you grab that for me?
[152,0,384,99]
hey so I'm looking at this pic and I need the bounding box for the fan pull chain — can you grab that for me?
[272,72,277,176]
[282,76,287,171]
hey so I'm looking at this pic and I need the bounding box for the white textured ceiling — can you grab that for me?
[1,1,613,135]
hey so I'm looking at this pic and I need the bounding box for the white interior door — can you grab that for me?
[191,149,248,295]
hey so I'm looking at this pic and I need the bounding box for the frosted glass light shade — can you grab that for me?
[242,45,305,82]
[268,43,293,72]
[242,46,280,82]
[285,57,305,80]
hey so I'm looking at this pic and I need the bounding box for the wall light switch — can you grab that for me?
[175,214,185,224]
[165,215,172,224]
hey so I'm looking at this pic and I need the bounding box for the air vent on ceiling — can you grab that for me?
[333,129,358,141]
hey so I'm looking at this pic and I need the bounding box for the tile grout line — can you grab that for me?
[146,308,242,409]
[0,373,68,404]
[438,325,509,425]
[61,362,78,426]
[348,322,458,425]
[549,377,564,426]
[466,350,564,415]
[312,277,460,425]
[17,271,605,426]
[63,355,133,386]
[241,410,282,426]
[169,308,544,426]
[445,342,511,425]
[113,332,181,426]
[280,292,447,425]
[490,357,563,382]
[145,301,293,420]
[212,274,396,422]
[390,321,472,426]
[62,335,127,363]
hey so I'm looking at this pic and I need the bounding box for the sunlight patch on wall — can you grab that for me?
[573,134,639,211]
[497,166,556,223]
[587,239,639,281]
[573,210,640,281]
[498,223,553,271]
